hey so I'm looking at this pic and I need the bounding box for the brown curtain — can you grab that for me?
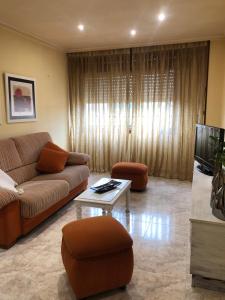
[68,49,131,172]
[68,41,209,180]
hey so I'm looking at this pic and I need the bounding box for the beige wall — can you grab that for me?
[0,26,68,148]
[206,39,225,129]
[1,25,224,147]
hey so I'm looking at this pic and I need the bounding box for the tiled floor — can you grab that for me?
[0,173,225,300]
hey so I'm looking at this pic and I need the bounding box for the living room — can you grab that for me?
[0,1,225,299]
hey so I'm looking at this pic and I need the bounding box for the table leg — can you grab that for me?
[107,208,113,216]
[126,213,130,231]
[102,208,106,216]
[76,205,82,219]
[126,189,130,213]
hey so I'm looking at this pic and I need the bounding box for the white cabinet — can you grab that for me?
[190,162,225,292]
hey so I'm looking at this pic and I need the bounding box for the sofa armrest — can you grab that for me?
[0,188,18,210]
[67,152,90,166]
[0,189,21,249]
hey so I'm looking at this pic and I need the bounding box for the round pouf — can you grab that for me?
[61,216,133,299]
[111,162,148,191]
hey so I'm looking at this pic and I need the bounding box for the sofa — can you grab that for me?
[0,132,90,249]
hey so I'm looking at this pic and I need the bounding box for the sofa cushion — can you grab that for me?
[31,165,90,190]
[13,132,51,165]
[0,139,22,172]
[62,216,133,260]
[18,180,69,218]
[36,148,69,173]
[7,163,39,185]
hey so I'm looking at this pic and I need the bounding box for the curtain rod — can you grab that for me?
[67,40,209,57]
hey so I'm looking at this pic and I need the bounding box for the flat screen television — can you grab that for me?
[194,124,224,176]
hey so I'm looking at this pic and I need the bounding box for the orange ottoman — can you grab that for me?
[111,162,148,191]
[61,216,133,299]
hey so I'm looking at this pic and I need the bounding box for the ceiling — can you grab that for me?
[0,0,224,52]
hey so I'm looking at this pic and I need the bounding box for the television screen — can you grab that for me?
[195,124,224,175]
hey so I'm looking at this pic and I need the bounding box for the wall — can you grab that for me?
[206,39,225,129]
[1,25,224,146]
[0,25,68,148]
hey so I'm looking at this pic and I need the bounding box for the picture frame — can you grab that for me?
[5,73,37,123]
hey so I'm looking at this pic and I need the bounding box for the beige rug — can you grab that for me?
[0,173,224,300]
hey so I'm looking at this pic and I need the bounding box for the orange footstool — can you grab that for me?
[61,216,133,299]
[111,162,148,191]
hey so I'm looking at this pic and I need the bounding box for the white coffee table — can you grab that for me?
[74,178,131,219]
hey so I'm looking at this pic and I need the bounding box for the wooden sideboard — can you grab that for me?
[190,161,225,292]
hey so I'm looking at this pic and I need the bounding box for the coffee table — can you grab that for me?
[74,178,131,219]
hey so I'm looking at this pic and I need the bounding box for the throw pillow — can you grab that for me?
[0,169,18,192]
[36,148,69,173]
[44,141,68,154]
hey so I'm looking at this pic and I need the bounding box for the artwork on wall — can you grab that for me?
[5,73,37,123]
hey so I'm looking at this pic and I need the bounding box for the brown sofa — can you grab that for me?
[0,132,90,249]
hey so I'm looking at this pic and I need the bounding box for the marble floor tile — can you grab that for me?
[0,173,225,300]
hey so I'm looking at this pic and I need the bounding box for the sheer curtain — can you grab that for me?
[68,42,209,180]
[68,49,131,172]
[130,42,209,180]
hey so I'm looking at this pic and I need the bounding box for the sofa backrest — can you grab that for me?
[7,163,39,185]
[13,132,52,165]
[0,138,23,172]
[0,132,52,185]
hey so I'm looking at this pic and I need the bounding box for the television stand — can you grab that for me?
[190,162,225,292]
[197,164,213,176]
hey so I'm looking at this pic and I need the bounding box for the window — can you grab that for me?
[84,70,174,137]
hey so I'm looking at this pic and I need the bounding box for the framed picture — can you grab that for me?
[5,73,37,123]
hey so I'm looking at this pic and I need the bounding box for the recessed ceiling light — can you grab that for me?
[78,24,84,31]
[130,29,136,36]
[158,13,166,21]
